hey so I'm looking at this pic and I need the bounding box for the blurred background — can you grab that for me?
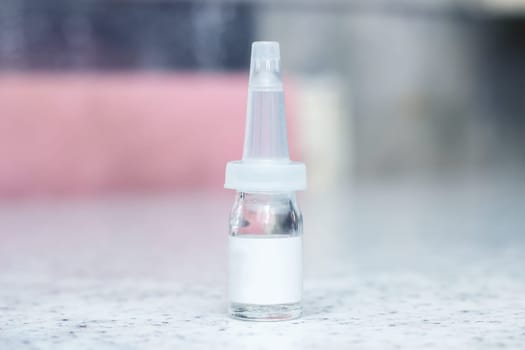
[1,1,525,347]
[0,0,524,197]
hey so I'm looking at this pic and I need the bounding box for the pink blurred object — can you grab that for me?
[0,73,298,198]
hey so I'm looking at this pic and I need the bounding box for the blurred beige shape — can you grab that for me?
[295,76,351,191]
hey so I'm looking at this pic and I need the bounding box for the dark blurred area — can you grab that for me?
[0,0,253,70]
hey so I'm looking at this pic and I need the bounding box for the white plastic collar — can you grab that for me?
[224,160,307,192]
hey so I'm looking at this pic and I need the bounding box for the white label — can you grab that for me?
[229,235,302,305]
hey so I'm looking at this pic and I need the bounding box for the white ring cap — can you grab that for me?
[225,161,307,192]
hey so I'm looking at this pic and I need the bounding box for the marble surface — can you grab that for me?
[1,182,525,349]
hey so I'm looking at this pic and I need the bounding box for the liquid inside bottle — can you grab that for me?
[228,192,303,321]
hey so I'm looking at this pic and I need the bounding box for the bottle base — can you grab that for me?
[229,301,302,322]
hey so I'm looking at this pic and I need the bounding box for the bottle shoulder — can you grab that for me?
[229,192,303,236]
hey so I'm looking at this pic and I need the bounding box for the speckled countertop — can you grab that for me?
[1,182,524,349]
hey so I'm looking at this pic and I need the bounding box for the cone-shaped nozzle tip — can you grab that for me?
[251,41,280,60]
[249,42,282,90]
[243,41,289,161]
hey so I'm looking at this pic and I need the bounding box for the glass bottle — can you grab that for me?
[228,191,303,320]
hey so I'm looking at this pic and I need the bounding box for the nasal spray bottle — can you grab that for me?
[225,42,307,321]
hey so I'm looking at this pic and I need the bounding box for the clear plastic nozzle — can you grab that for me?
[224,41,306,192]
[243,42,289,161]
